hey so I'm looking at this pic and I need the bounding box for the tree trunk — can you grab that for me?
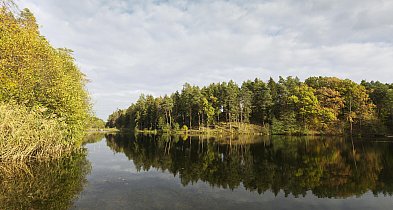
[165,111,168,125]
[202,112,205,127]
[350,98,353,136]
[198,112,201,130]
[169,110,172,128]
[189,108,192,129]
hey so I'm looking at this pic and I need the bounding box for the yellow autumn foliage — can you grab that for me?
[0,4,91,160]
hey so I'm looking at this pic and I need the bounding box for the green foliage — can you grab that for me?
[0,5,90,152]
[202,97,215,125]
[87,116,105,130]
[361,80,393,133]
[108,76,389,136]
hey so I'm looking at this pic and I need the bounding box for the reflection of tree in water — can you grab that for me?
[83,132,105,144]
[105,133,393,198]
[0,151,91,210]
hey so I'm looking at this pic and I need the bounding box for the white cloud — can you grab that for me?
[17,0,393,119]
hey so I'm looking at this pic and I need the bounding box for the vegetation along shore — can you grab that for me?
[0,3,91,161]
[107,77,393,137]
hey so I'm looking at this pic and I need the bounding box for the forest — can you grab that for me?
[107,77,393,136]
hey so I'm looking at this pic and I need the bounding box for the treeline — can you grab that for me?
[0,3,90,161]
[107,76,393,135]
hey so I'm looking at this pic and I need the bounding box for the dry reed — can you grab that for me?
[0,102,79,162]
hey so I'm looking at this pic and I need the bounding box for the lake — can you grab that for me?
[2,134,393,209]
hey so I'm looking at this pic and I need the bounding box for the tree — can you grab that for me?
[306,77,377,134]
[361,81,393,133]
[0,6,90,141]
[239,85,252,123]
[226,80,240,123]
[161,95,174,128]
[19,8,38,32]
[314,87,344,131]
[289,84,319,130]
[181,83,202,129]
[87,116,105,129]
[387,89,393,131]
[202,97,215,125]
[341,80,375,134]
[251,79,272,125]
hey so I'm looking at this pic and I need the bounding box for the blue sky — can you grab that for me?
[18,0,393,119]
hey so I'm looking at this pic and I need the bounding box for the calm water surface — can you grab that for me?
[2,134,393,209]
[73,134,393,210]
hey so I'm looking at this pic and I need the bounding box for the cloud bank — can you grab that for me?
[18,0,393,119]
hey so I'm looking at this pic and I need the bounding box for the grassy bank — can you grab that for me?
[87,128,119,133]
[0,102,81,162]
[134,121,384,137]
[136,122,269,135]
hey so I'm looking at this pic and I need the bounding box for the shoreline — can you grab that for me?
[130,125,391,137]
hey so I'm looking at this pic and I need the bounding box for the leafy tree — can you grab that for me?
[314,87,344,132]
[0,5,90,143]
[87,116,105,129]
[202,97,215,125]
[289,84,319,130]
[361,81,393,133]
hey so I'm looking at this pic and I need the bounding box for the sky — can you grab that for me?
[17,0,393,120]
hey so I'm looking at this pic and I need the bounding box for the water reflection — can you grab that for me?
[0,151,90,210]
[4,134,393,209]
[105,133,393,198]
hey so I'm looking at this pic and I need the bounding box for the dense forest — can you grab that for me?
[107,77,393,136]
[0,2,91,161]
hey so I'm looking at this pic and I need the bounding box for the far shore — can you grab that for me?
[114,123,393,138]
[87,128,119,133]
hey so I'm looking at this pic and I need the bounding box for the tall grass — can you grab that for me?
[0,102,80,161]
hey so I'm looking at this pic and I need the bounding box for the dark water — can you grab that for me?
[2,134,393,209]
